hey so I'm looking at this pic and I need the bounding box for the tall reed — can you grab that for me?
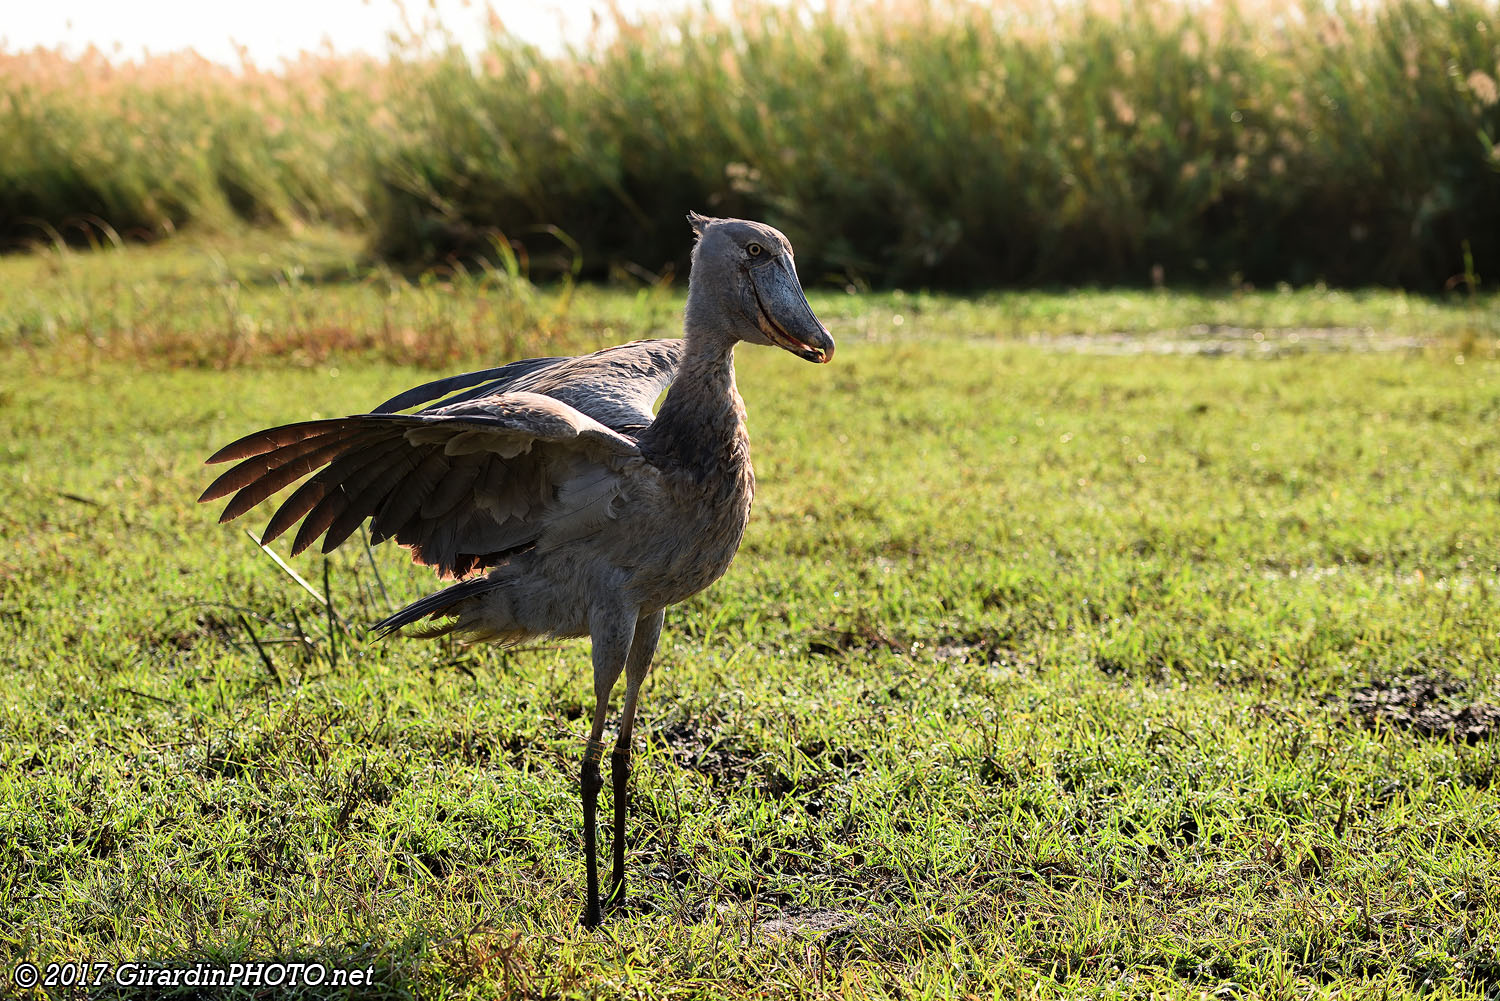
[4,0,1497,288]
[0,48,379,242]
[369,0,1500,287]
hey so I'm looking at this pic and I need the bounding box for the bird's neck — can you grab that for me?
[643,330,747,475]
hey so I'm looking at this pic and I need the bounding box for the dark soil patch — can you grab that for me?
[147,609,240,655]
[425,727,539,769]
[1344,676,1500,744]
[650,718,763,786]
[807,621,906,658]
[797,738,865,772]
[808,619,1011,669]
[751,905,863,940]
[920,631,1013,668]
[647,718,864,817]
[696,846,910,914]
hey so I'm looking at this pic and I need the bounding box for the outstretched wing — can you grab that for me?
[372,338,683,434]
[370,355,568,415]
[201,391,643,578]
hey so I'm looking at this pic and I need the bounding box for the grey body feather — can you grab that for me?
[200,215,836,927]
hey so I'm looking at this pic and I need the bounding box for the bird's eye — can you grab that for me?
[746,242,764,257]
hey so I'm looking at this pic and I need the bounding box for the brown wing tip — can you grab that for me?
[205,440,264,465]
[199,472,242,504]
[204,419,353,465]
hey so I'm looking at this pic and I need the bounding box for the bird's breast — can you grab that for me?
[626,423,755,607]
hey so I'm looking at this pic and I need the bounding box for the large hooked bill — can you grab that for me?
[749,256,835,363]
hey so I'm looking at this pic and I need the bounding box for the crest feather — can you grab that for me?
[686,210,714,237]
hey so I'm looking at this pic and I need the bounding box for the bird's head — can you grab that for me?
[684,211,834,364]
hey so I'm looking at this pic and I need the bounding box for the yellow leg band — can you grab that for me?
[584,738,608,764]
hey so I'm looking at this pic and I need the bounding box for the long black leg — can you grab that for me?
[580,605,637,929]
[607,744,631,906]
[581,750,604,927]
[603,608,663,914]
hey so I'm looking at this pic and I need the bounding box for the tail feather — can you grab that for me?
[370,575,501,639]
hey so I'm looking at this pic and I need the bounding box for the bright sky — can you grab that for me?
[0,0,704,64]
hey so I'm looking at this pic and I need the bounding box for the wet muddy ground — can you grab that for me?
[1343,675,1500,744]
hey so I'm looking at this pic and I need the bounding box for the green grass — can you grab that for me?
[2,234,1499,998]
[4,229,1497,369]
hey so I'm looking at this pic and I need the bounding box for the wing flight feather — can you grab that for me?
[204,386,648,577]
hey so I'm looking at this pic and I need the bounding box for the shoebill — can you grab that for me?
[199,213,835,927]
